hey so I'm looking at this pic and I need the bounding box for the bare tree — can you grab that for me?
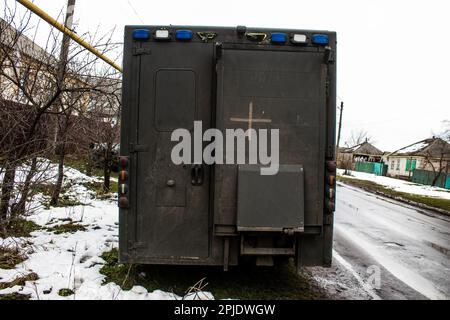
[345,130,373,147]
[422,139,450,187]
[0,1,121,219]
[83,81,121,193]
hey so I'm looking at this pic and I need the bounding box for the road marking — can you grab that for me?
[333,249,382,300]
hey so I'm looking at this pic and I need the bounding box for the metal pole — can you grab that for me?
[336,101,344,149]
[16,0,122,72]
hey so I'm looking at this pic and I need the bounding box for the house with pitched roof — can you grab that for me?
[383,137,450,183]
[337,141,384,169]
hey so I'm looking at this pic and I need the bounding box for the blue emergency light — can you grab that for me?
[271,33,287,43]
[176,30,193,40]
[312,34,329,45]
[133,29,151,40]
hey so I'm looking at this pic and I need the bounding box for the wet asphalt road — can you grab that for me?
[327,183,450,300]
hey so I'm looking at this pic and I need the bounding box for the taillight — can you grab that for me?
[325,161,336,212]
[119,156,130,209]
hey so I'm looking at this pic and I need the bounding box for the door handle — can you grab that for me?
[191,164,204,186]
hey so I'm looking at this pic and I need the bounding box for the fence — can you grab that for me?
[354,162,388,176]
[412,169,450,189]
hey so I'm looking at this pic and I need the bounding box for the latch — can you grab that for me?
[132,47,151,56]
[191,164,204,186]
[129,143,149,153]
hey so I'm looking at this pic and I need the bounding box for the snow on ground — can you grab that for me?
[0,163,213,300]
[338,169,450,200]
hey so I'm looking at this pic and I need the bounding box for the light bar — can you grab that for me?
[291,34,308,44]
[271,33,287,43]
[312,34,329,45]
[133,29,150,40]
[176,30,193,40]
[155,29,170,39]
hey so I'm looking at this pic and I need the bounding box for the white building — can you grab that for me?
[383,138,450,180]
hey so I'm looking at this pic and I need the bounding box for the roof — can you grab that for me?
[388,137,450,158]
[339,142,383,156]
[0,18,56,64]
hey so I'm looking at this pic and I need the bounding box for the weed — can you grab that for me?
[0,219,41,238]
[46,222,86,235]
[0,272,39,290]
[58,288,74,297]
[0,246,27,269]
[0,292,31,300]
[99,249,326,300]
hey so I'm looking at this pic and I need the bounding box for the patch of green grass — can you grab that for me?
[0,219,41,238]
[32,183,53,197]
[0,272,39,290]
[42,194,83,209]
[58,288,74,297]
[99,249,325,300]
[83,181,118,199]
[0,246,27,269]
[63,157,90,175]
[0,292,31,300]
[64,157,119,181]
[338,175,450,213]
[45,221,86,235]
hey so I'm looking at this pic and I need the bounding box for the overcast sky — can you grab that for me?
[3,0,450,151]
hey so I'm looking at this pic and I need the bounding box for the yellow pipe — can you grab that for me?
[16,0,122,72]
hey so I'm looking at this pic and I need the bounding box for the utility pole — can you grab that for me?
[53,0,76,148]
[51,0,76,206]
[58,0,76,83]
[336,101,344,149]
[17,0,121,71]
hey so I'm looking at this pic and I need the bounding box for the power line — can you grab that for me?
[127,0,145,24]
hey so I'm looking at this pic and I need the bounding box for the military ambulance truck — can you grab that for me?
[119,26,337,270]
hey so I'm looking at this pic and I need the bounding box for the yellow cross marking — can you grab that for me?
[230,102,272,141]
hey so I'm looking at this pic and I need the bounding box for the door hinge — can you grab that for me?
[129,143,149,153]
[132,47,151,56]
[324,212,334,226]
[129,242,146,250]
[215,42,223,60]
[323,46,335,64]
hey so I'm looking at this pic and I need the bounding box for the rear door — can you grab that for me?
[134,42,213,260]
[214,46,327,229]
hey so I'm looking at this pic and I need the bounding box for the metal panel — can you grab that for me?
[134,42,213,259]
[155,69,196,132]
[215,48,327,230]
[237,165,305,231]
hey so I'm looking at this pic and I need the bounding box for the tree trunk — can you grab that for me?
[13,157,37,217]
[0,160,17,220]
[50,143,66,206]
[432,171,442,187]
[103,145,111,193]
[86,143,94,177]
